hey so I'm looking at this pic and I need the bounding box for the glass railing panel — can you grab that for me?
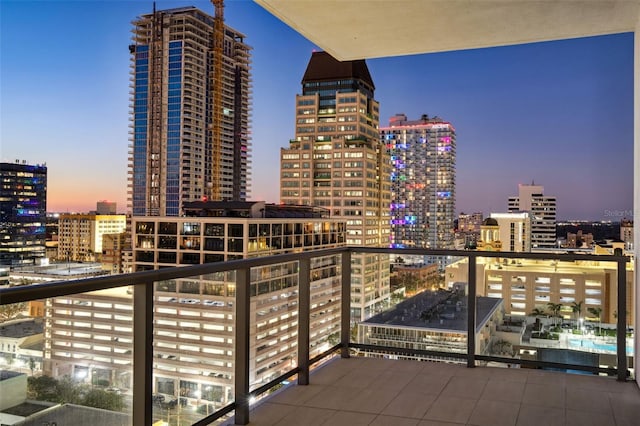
[459,253,633,377]
[0,290,135,424]
[351,250,469,363]
[249,260,300,395]
[152,273,235,425]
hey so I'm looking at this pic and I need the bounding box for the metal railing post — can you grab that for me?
[234,268,251,425]
[616,258,628,381]
[298,257,311,385]
[341,249,352,358]
[467,255,477,368]
[132,281,154,426]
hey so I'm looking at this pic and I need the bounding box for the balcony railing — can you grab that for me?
[0,247,632,425]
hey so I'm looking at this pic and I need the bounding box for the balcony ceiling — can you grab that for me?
[255,0,640,61]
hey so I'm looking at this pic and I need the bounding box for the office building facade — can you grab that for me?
[0,162,47,267]
[279,51,391,321]
[381,114,456,251]
[508,183,556,249]
[129,6,252,216]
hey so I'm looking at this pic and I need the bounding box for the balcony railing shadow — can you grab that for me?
[0,247,633,425]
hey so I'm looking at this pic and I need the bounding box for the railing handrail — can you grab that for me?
[0,247,629,306]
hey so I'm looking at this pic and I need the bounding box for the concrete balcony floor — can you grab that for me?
[223,357,640,426]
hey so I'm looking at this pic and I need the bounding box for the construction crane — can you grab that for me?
[210,0,224,200]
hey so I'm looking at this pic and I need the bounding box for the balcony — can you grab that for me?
[0,247,637,426]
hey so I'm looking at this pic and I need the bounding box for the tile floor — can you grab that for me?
[221,357,640,426]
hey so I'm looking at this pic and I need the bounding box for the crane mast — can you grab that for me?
[210,0,224,200]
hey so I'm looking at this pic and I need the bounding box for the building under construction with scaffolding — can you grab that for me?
[129,6,252,217]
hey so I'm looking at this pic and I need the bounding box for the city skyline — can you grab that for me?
[1,0,634,220]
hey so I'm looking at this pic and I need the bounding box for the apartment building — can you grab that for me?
[57,214,127,262]
[381,113,456,251]
[280,51,391,321]
[129,6,252,216]
[44,202,346,408]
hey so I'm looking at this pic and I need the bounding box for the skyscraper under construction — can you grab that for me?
[129,6,251,216]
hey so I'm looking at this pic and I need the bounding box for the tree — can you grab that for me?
[28,375,124,412]
[547,302,563,326]
[28,357,36,376]
[587,307,602,335]
[28,375,59,401]
[530,308,546,317]
[0,302,27,322]
[83,389,125,411]
[571,301,584,330]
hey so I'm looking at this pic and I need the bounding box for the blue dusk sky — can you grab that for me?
[0,0,634,220]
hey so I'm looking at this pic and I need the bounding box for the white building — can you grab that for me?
[508,183,556,249]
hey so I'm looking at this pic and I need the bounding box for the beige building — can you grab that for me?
[280,52,391,321]
[446,257,634,324]
[100,232,129,274]
[45,202,346,409]
[57,214,126,262]
[490,212,532,252]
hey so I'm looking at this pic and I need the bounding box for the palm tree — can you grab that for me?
[571,300,584,331]
[547,302,562,327]
[530,307,546,317]
[587,307,602,335]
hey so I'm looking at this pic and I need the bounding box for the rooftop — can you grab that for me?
[363,291,501,332]
[0,319,43,339]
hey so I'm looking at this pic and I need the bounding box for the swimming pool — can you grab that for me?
[568,338,633,355]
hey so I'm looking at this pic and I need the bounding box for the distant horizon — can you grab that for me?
[2,1,633,222]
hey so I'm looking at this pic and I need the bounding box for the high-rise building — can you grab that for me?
[129,6,252,216]
[381,114,456,251]
[0,161,47,267]
[57,214,127,262]
[508,183,557,249]
[279,51,391,321]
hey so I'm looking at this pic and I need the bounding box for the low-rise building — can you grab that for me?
[0,319,44,373]
[357,289,504,363]
[57,214,126,262]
